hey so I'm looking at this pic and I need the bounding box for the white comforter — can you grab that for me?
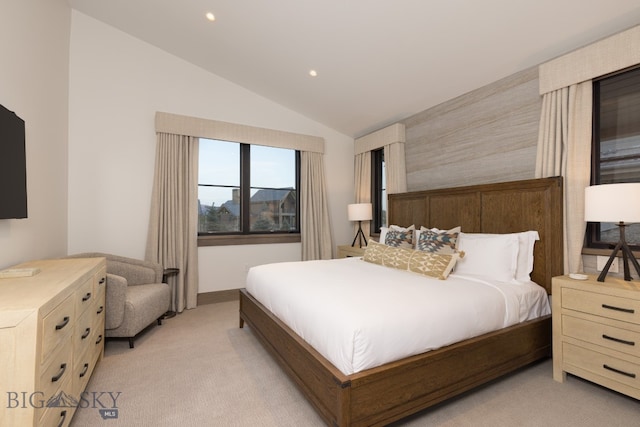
[246,257,550,375]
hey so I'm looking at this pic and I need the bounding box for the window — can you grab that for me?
[587,66,640,250]
[371,148,386,234]
[198,139,300,243]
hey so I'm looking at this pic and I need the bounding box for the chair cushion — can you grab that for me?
[106,283,170,338]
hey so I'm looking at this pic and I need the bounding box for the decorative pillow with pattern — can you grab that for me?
[384,229,414,249]
[379,225,415,247]
[416,228,460,255]
[407,250,459,279]
[363,240,459,280]
[363,240,387,265]
[382,245,414,270]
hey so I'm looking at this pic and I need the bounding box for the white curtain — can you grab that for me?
[384,142,408,194]
[146,133,199,312]
[301,151,333,260]
[354,151,371,238]
[535,81,592,275]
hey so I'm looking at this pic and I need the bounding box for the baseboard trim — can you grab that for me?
[197,289,240,305]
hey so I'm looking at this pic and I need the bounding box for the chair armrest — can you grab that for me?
[67,252,164,284]
[105,273,127,330]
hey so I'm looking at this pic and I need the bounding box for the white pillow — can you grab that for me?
[455,232,520,283]
[456,231,539,283]
[514,231,539,283]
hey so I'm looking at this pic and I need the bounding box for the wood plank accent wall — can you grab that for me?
[401,66,541,191]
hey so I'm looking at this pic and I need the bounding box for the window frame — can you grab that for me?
[371,148,385,235]
[585,66,640,252]
[198,141,301,246]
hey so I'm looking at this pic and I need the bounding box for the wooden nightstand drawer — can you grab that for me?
[564,342,640,389]
[562,288,640,324]
[563,315,640,357]
[337,245,366,258]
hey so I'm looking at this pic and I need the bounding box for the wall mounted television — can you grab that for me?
[0,104,27,219]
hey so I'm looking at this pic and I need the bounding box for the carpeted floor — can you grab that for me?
[71,301,639,426]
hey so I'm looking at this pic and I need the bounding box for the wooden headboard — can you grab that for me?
[388,177,563,293]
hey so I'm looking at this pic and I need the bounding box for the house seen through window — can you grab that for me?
[588,66,640,250]
[198,139,300,236]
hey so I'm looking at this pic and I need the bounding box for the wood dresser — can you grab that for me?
[552,274,640,399]
[0,257,107,427]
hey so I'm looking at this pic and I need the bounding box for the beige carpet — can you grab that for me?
[71,301,639,426]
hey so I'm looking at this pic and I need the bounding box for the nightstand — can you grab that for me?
[337,245,366,258]
[552,275,640,399]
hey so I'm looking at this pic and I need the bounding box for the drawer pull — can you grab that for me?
[55,316,70,330]
[97,305,104,315]
[57,410,67,427]
[602,304,635,314]
[51,363,67,382]
[603,334,635,346]
[79,362,89,378]
[603,364,636,378]
[81,327,91,340]
[82,292,92,302]
[99,277,106,285]
[95,334,103,345]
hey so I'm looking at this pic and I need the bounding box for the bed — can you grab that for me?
[239,176,563,426]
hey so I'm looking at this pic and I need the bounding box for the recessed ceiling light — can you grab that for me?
[309,70,318,77]
[206,12,215,21]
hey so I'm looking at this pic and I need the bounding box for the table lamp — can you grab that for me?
[348,203,372,248]
[585,183,640,282]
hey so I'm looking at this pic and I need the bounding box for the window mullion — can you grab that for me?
[241,144,251,233]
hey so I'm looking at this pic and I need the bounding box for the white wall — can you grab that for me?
[0,0,70,269]
[68,11,354,292]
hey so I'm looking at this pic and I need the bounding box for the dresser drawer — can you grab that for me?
[75,276,94,316]
[94,277,106,325]
[38,342,73,406]
[563,315,640,358]
[74,305,94,355]
[41,295,74,362]
[563,342,640,389]
[92,307,105,357]
[562,288,640,324]
[38,376,73,427]
[73,347,94,395]
[95,268,107,294]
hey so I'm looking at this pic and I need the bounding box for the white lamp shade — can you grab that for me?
[347,203,372,221]
[585,183,640,223]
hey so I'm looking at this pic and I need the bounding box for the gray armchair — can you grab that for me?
[69,252,171,348]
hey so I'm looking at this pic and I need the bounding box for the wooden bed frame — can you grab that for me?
[239,176,563,426]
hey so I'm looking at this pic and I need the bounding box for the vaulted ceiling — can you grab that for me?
[68,0,640,138]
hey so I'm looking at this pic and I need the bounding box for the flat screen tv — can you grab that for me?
[0,104,27,219]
